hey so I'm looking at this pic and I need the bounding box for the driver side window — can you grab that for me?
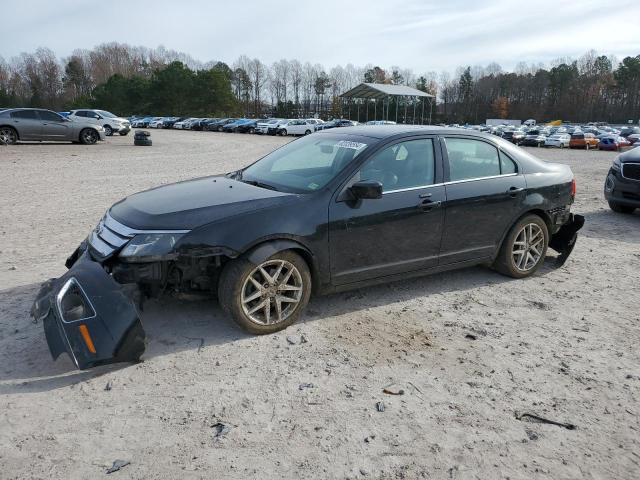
[358,138,435,192]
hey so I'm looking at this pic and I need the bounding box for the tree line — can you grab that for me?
[0,43,638,123]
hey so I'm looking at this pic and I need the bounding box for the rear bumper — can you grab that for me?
[31,251,145,370]
[604,168,640,207]
[548,213,585,267]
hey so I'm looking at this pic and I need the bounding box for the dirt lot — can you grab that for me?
[1,129,639,480]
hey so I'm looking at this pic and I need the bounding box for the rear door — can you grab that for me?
[38,110,73,140]
[439,136,526,264]
[329,136,445,285]
[9,109,42,139]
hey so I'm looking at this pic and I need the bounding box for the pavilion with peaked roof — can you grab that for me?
[339,83,435,124]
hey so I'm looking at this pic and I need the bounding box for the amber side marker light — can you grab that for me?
[78,324,97,354]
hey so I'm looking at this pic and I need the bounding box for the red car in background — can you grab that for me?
[599,136,631,151]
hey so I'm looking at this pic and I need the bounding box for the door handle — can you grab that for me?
[419,199,442,211]
[508,186,524,197]
[418,192,432,199]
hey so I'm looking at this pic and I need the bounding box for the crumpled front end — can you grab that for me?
[31,251,145,370]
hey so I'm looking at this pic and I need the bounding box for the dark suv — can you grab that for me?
[604,146,640,213]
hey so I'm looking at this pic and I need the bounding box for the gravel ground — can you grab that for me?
[0,130,639,480]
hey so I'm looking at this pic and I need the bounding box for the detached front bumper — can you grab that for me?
[31,251,145,370]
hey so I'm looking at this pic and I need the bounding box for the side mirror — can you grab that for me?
[350,180,383,200]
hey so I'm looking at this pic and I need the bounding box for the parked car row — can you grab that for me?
[451,122,640,152]
[127,115,363,136]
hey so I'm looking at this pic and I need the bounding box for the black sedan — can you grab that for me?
[604,146,640,213]
[32,126,583,369]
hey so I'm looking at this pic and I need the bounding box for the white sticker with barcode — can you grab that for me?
[335,140,367,150]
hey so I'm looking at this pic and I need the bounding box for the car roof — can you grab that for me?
[315,125,496,140]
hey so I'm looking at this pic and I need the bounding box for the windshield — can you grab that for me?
[241,134,372,193]
[96,110,117,118]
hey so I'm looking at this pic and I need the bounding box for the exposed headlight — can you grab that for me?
[119,233,185,262]
[612,156,621,171]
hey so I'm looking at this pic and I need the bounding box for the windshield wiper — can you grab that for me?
[240,179,279,191]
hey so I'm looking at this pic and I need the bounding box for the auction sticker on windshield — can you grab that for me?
[336,140,367,150]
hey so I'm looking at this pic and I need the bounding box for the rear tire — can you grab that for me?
[609,201,636,214]
[79,128,99,145]
[218,250,311,334]
[493,214,549,279]
[305,129,311,135]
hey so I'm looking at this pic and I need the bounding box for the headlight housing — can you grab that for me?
[612,156,621,171]
[119,233,184,262]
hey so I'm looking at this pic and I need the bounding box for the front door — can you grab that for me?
[439,136,526,264]
[329,137,445,285]
[38,110,73,140]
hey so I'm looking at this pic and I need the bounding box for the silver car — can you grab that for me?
[0,108,106,145]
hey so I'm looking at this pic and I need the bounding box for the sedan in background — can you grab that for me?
[256,118,282,134]
[521,131,547,147]
[32,126,583,370]
[544,133,571,148]
[0,108,105,144]
[314,119,357,131]
[206,118,238,132]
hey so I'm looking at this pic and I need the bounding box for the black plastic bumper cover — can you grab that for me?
[31,251,145,370]
[548,213,585,267]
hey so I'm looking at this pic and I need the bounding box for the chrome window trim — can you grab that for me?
[621,162,640,182]
[381,173,520,195]
[445,173,518,185]
[383,183,445,195]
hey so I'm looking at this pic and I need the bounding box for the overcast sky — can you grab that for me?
[4,0,639,73]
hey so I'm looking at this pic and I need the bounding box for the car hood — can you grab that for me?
[109,176,295,230]
[619,146,640,163]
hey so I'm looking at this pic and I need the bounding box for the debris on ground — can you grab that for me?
[525,429,539,441]
[212,422,232,439]
[300,334,308,344]
[465,333,477,340]
[299,383,314,391]
[104,381,112,391]
[364,435,376,443]
[383,387,405,395]
[376,401,385,412]
[515,412,576,430]
[106,459,130,474]
[286,335,299,345]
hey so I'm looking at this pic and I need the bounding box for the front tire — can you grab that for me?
[280,129,288,136]
[119,131,129,136]
[609,201,636,214]
[79,128,99,145]
[103,125,113,136]
[493,214,549,278]
[0,126,18,145]
[305,129,311,135]
[218,250,311,334]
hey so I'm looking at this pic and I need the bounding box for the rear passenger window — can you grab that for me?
[445,138,501,181]
[499,151,517,174]
[10,110,38,119]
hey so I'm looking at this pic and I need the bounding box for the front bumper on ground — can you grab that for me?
[31,251,145,370]
[604,168,640,208]
[549,213,585,267]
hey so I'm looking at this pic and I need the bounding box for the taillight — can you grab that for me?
[570,178,576,198]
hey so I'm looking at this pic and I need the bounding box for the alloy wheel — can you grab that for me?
[512,223,544,272]
[240,259,303,325]
[0,127,17,144]
[81,129,98,144]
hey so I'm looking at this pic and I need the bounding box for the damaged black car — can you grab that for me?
[604,146,640,214]
[32,126,584,369]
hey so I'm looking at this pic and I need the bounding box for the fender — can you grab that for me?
[246,239,314,266]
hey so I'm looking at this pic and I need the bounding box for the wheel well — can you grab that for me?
[244,239,316,281]
[78,127,99,141]
[526,209,553,233]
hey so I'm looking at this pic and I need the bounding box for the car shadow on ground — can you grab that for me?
[0,256,570,394]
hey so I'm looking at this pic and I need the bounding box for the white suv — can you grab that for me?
[68,109,131,136]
